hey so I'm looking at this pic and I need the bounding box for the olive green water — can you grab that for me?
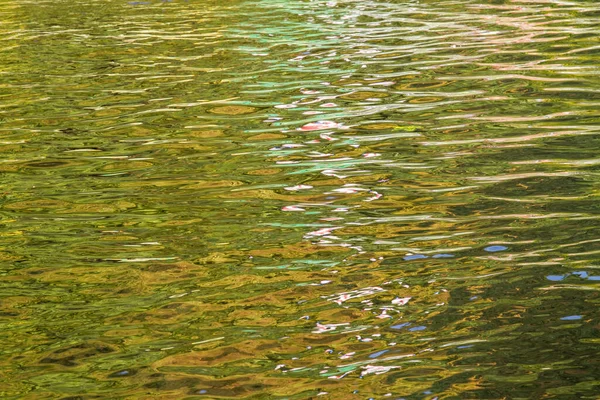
[1,0,600,398]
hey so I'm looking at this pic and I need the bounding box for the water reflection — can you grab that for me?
[1,0,600,398]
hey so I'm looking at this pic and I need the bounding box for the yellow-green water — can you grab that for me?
[1,0,600,398]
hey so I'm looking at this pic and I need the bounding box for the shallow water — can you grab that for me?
[1,0,600,398]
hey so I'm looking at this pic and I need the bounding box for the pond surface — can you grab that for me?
[1,0,600,398]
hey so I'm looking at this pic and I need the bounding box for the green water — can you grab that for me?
[1,0,600,398]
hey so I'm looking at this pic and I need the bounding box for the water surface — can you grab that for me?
[1,0,600,398]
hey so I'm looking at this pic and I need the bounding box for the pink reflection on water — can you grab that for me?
[299,121,340,131]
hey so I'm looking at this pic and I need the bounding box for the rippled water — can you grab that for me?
[1,0,600,398]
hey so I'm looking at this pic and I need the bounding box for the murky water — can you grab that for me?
[1,0,600,398]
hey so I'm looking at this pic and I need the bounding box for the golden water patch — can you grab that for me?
[189,129,224,138]
[129,126,155,136]
[341,91,388,100]
[194,252,240,264]
[395,80,450,90]
[182,180,244,189]
[4,199,70,210]
[0,252,21,261]
[408,96,444,104]
[158,218,204,227]
[162,143,212,150]
[120,180,194,188]
[360,123,401,130]
[101,161,154,171]
[247,133,287,141]
[128,302,200,324]
[64,203,118,213]
[98,235,140,241]
[155,339,306,368]
[103,328,147,338]
[208,105,257,115]
[225,189,313,202]
[249,242,348,258]
[3,199,135,213]
[198,273,291,289]
[0,145,21,152]
[0,164,21,172]
[246,168,281,176]
[229,309,277,326]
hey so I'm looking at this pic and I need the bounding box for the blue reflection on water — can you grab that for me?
[390,322,411,330]
[369,349,389,359]
[572,271,589,279]
[432,253,454,258]
[560,315,582,321]
[547,271,600,282]
[484,245,508,252]
[408,325,427,332]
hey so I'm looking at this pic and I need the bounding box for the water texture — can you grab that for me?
[1,0,600,398]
